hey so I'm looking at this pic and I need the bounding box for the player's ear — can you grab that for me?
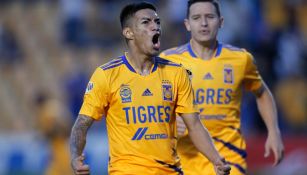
[184,19,191,32]
[123,27,134,40]
[219,16,224,28]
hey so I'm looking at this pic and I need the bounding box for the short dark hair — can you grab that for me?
[120,2,156,29]
[187,0,221,18]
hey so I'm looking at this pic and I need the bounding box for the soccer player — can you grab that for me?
[70,2,230,175]
[160,0,284,174]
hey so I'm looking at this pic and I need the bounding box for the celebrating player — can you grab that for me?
[160,0,284,174]
[70,2,230,175]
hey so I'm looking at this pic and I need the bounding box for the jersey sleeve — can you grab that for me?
[175,67,198,114]
[243,52,263,93]
[79,67,109,120]
[159,50,177,63]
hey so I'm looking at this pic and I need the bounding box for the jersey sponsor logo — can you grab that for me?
[203,73,214,80]
[85,82,94,94]
[195,88,233,105]
[162,81,173,101]
[120,84,132,103]
[142,88,153,96]
[132,127,168,140]
[224,65,234,84]
[123,105,171,124]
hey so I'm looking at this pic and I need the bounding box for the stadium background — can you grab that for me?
[0,0,306,174]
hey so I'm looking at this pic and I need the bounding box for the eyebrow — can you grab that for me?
[140,17,160,21]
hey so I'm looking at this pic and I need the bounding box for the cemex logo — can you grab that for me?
[132,127,168,140]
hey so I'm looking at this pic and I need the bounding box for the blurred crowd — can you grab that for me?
[0,0,306,135]
[0,0,306,174]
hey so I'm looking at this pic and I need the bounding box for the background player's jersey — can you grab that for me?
[79,53,197,175]
[160,41,263,175]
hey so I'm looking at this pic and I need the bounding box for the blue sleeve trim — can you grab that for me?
[187,42,197,58]
[122,55,137,73]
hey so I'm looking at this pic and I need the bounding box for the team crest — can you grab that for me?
[224,65,234,84]
[120,84,132,103]
[162,81,173,101]
[85,82,94,94]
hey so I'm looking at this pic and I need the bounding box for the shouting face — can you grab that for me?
[123,9,161,56]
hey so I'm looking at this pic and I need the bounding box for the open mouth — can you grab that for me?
[152,33,160,50]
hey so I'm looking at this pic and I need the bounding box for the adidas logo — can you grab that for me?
[142,88,153,96]
[203,73,213,80]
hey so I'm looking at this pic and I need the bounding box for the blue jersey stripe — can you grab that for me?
[122,55,137,73]
[155,160,183,175]
[155,57,181,67]
[100,58,122,68]
[223,44,243,52]
[226,161,246,174]
[227,126,241,134]
[215,42,223,57]
[151,57,159,72]
[101,61,123,69]
[175,44,188,53]
[156,61,181,67]
[101,62,123,70]
[163,44,188,56]
[187,42,197,58]
[213,137,247,159]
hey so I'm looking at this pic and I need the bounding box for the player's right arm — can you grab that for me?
[70,67,109,174]
[180,113,230,175]
[174,66,230,175]
[70,114,94,175]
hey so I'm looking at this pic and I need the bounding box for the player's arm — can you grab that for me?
[180,113,231,175]
[70,114,94,175]
[254,82,284,166]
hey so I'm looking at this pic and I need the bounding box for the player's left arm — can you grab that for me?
[244,51,284,166]
[254,82,284,166]
[180,113,231,175]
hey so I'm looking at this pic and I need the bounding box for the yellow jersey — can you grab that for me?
[79,53,198,175]
[160,41,263,175]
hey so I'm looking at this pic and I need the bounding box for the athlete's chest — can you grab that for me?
[109,72,177,106]
[180,57,245,89]
[107,72,176,125]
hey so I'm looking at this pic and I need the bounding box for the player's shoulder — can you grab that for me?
[221,43,256,67]
[222,43,247,54]
[155,56,182,67]
[160,43,189,57]
[155,57,188,76]
[99,56,124,71]
[222,43,252,59]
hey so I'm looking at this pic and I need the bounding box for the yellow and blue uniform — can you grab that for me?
[79,53,198,175]
[160,41,263,175]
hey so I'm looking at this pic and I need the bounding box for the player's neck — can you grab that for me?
[190,39,217,60]
[125,51,154,76]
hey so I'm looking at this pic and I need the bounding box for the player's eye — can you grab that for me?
[155,19,160,25]
[142,20,149,24]
[192,16,200,20]
[207,15,217,19]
